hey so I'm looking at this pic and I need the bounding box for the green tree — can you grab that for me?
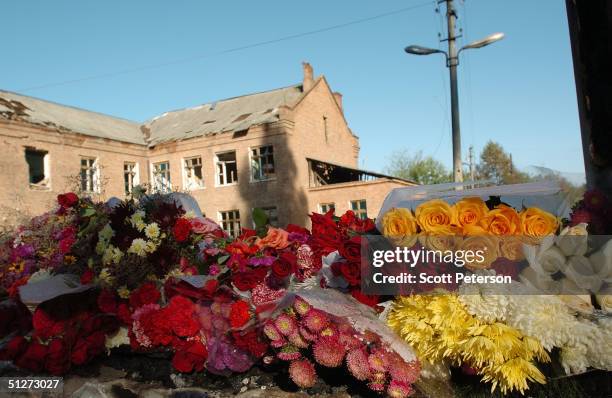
[476,141,531,184]
[384,150,451,185]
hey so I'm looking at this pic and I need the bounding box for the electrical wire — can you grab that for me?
[18,1,434,92]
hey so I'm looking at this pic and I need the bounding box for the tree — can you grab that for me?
[476,141,531,184]
[384,150,451,185]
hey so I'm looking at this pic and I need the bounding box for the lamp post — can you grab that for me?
[404,0,503,183]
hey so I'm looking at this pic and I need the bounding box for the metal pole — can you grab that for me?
[445,0,463,182]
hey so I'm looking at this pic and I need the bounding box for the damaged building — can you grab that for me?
[0,63,413,233]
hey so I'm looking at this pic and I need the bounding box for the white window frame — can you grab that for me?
[123,162,139,195]
[249,145,276,182]
[183,156,205,191]
[80,157,100,193]
[350,199,367,219]
[215,151,238,186]
[25,148,51,189]
[219,210,241,238]
[152,161,172,193]
[319,202,335,214]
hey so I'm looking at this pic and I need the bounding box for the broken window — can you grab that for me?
[350,200,367,220]
[124,162,138,195]
[220,210,241,238]
[25,148,49,188]
[183,156,204,190]
[152,161,171,193]
[250,145,275,181]
[80,157,99,193]
[319,203,335,214]
[260,206,279,227]
[216,151,237,185]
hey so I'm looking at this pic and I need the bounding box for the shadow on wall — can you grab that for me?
[237,124,308,229]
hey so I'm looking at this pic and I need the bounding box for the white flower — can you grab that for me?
[519,267,560,294]
[105,327,129,352]
[565,255,603,293]
[103,245,124,265]
[596,288,612,313]
[526,244,566,277]
[117,286,130,299]
[128,238,148,257]
[557,294,593,314]
[144,222,160,240]
[95,240,108,255]
[99,223,114,241]
[130,211,146,231]
[99,268,114,284]
[589,238,612,283]
[560,344,589,374]
[556,223,588,257]
[144,240,157,254]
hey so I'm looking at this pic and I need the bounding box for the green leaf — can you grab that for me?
[80,207,96,217]
[217,255,230,264]
[252,208,269,230]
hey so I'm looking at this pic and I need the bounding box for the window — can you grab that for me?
[350,200,367,219]
[220,210,241,238]
[183,156,204,190]
[152,161,171,193]
[216,151,237,185]
[124,162,138,195]
[261,206,279,227]
[80,157,99,193]
[25,148,49,188]
[319,203,335,214]
[323,116,328,143]
[250,145,275,181]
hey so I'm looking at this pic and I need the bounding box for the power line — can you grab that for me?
[18,1,434,92]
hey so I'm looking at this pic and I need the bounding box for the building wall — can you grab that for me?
[0,120,148,226]
[306,179,411,221]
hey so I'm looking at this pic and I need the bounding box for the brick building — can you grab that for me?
[0,63,413,234]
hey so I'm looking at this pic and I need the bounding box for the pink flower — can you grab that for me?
[190,217,221,235]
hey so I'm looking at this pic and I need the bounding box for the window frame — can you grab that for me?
[151,161,172,193]
[215,150,238,187]
[249,144,276,182]
[25,148,51,190]
[123,162,139,195]
[319,202,335,214]
[182,156,205,191]
[80,157,100,193]
[219,209,241,238]
[350,199,368,219]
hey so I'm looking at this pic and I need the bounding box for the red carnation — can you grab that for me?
[350,288,380,308]
[97,289,118,314]
[129,282,161,309]
[15,341,48,372]
[167,295,200,337]
[172,340,208,373]
[45,338,70,375]
[80,269,94,285]
[58,235,76,254]
[173,218,192,242]
[232,330,268,358]
[0,336,28,360]
[117,303,132,325]
[57,192,79,208]
[286,224,310,236]
[71,331,106,365]
[32,308,64,339]
[229,300,251,329]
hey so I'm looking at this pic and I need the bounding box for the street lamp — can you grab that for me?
[404,1,504,183]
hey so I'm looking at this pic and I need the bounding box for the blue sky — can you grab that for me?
[2,1,583,177]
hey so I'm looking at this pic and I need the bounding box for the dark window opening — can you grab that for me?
[25,148,48,186]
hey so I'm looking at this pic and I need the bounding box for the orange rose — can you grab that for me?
[479,204,520,236]
[256,227,289,249]
[462,224,488,236]
[418,233,460,252]
[454,197,489,228]
[520,207,559,238]
[382,208,419,248]
[459,235,499,271]
[415,199,456,235]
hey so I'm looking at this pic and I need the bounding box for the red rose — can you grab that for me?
[32,308,64,339]
[271,252,296,279]
[57,192,79,208]
[97,289,118,314]
[71,331,106,366]
[172,340,208,373]
[339,235,362,263]
[232,268,268,291]
[339,261,361,286]
[46,338,70,375]
[229,300,251,329]
[286,224,310,236]
[129,282,161,309]
[173,218,192,242]
[15,341,48,372]
[0,336,28,360]
[80,269,94,285]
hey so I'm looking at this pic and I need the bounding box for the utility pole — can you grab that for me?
[468,145,475,181]
[444,0,463,183]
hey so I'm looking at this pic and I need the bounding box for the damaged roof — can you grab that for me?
[0,89,145,145]
[143,84,304,145]
[0,84,305,146]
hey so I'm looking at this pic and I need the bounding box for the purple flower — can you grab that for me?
[209,264,221,276]
[13,244,35,260]
[248,255,275,267]
[206,336,253,375]
[288,232,309,244]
